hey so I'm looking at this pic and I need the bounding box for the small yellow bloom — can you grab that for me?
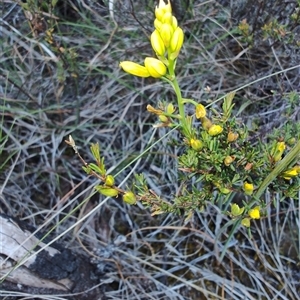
[159,114,169,123]
[120,61,150,77]
[249,206,260,219]
[243,182,254,195]
[190,138,203,151]
[160,23,174,47]
[151,30,166,56]
[171,16,178,30]
[95,185,119,197]
[224,156,234,166]
[169,27,184,59]
[144,57,167,78]
[227,131,239,142]
[162,11,173,25]
[231,203,245,216]
[123,191,137,205]
[154,18,162,31]
[195,104,206,119]
[166,103,175,114]
[281,165,300,180]
[208,124,223,136]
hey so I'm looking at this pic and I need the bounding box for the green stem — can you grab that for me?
[164,59,191,138]
[254,140,300,199]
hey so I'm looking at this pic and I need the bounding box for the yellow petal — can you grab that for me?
[144,57,167,78]
[120,61,150,77]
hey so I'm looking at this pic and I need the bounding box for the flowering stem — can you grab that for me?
[162,60,191,137]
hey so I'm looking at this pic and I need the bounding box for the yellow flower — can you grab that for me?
[231,204,245,216]
[195,104,206,119]
[249,206,260,219]
[190,138,203,151]
[169,27,184,59]
[144,57,167,78]
[281,165,300,180]
[95,185,119,197]
[160,23,174,47]
[162,11,173,25]
[120,61,150,77]
[243,182,254,195]
[208,124,223,136]
[147,104,164,115]
[151,30,166,56]
[105,175,115,186]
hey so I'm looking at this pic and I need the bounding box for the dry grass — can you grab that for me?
[1,0,299,299]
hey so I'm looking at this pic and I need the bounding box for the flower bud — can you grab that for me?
[224,156,234,166]
[151,30,166,56]
[227,131,239,142]
[120,61,150,77]
[95,185,119,197]
[144,57,167,78]
[195,104,206,119]
[166,103,175,114]
[249,206,260,219]
[171,16,178,30]
[208,124,223,136]
[201,117,212,131]
[160,23,174,47]
[123,191,136,205]
[231,204,245,216]
[241,218,251,227]
[159,114,169,123]
[243,182,254,195]
[190,138,203,151]
[162,12,173,25]
[169,27,184,59]
[154,18,162,31]
[105,175,115,186]
[271,141,285,162]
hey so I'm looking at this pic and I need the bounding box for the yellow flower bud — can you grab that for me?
[120,61,150,77]
[159,114,169,123]
[166,103,175,114]
[162,12,173,25]
[271,141,286,162]
[95,185,119,197]
[151,30,166,56]
[249,206,260,219]
[231,204,245,216]
[208,124,223,136]
[154,18,162,31]
[195,103,206,119]
[105,175,115,186]
[171,16,178,30]
[243,182,254,195]
[224,156,234,166]
[123,191,136,205]
[241,218,251,227]
[169,27,184,59]
[227,131,239,142]
[144,57,167,78]
[190,138,203,151]
[201,117,212,130]
[281,165,300,180]
[160,23,174,47]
